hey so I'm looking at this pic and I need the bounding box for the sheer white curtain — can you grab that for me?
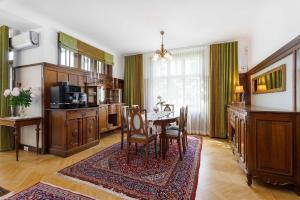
[144,46,210,135]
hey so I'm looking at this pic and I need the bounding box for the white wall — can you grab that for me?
[14,27,58,67]
[251,54,294,110]
[14,65,43,148]
[248,1,300,69]
[113,55,124,79]
[238,38,250,73]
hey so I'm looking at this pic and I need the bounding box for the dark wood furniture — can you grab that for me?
[165,107,185,160]
[120,106,129,150]
[47,107,99,157]
[227,104,300,194]
[99,103,124,135]
[149,112,179,160]
[162,104,174,112]
[14,62,124,154]
[241,35,300,109]
[0,116,42,161]
[126,109,157,165]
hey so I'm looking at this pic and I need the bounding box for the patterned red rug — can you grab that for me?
[59,136,202,200]
[5,182,94,200]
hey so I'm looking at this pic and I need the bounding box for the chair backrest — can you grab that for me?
[177,107,185,137]
[127,108,149,139]
[184,105,188,133]
[121,106,129,130]
[163,104,174,112]
[132,105,140,109]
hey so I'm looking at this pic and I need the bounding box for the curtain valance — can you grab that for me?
[58,32,113,64]
[58,32,78,52]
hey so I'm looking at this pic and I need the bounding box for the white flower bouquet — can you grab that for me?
[3,87,34,109]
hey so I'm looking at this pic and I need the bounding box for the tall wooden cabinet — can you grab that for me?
[227,105,300,194]
[47,107,99,157]
[99,104,109,133]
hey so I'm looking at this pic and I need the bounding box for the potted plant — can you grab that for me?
[3,87,33,117]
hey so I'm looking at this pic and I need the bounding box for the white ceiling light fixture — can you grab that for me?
[152,31,173,61]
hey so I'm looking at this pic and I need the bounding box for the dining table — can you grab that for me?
[147,111,179,160]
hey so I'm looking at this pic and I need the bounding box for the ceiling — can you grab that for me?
[0,0,299,57]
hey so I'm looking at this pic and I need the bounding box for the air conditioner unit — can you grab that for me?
[10,31,39,50]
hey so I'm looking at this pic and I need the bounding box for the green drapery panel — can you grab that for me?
[0,26,13,151]
[209,41,239,138]
[124,54,144,108]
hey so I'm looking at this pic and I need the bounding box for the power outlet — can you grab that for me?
[24,146,29,151]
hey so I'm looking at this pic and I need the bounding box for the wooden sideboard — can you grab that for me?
[227,104,300,194]
[14,62,125,154]
[99,103,123,134]
[47,107,99,157]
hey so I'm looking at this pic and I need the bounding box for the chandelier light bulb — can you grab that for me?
[152,30,172,62]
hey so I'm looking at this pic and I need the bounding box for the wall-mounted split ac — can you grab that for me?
[10,31,39,51]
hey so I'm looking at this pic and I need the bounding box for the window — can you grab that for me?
[96,60,105,74]
[59,46,75,68]
[81,55,91,71]
[143,46,210,135]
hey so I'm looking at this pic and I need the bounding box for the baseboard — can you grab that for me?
[19,144,42,154]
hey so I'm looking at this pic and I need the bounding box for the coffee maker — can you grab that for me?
[50,82,87,108]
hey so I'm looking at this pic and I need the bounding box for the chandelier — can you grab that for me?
[152,31,173,61]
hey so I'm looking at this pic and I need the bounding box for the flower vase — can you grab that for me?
[18,106,26,117]
[10,106,15,117]
[153,106,159,113]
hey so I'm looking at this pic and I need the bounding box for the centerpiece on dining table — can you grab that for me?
[3,87,36,117]
[153,96,165,113]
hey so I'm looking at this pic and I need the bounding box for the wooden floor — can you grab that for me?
[0,131,299,200]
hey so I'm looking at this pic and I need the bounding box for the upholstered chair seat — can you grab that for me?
[165,129,183,137]
[166,125,179,130]
[126,108,157,165]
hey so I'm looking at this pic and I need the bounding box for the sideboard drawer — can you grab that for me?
[67,110,82,120]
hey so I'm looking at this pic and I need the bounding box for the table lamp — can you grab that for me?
[235,85,244,102]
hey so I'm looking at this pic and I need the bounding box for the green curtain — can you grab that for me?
[0,25,13,151]
[209,41,239,138]
[124,54,144,108]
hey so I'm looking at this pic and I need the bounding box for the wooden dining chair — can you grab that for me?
[162,104,174,112]
[165,107,186,160]
[183,105,188,147]
[126,108,157,165]
[132,105,140,109]
[120,106,129,150]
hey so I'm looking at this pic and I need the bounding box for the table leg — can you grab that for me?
[36,122,40,155]
[15,126,20,161]
[161,125,166,160]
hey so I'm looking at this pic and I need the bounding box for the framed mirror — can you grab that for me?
[252,64,286,94]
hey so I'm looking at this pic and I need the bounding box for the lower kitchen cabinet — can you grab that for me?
[47,107,99,157]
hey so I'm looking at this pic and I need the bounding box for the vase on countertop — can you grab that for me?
[10,106,15,117]
[17,106,26,117]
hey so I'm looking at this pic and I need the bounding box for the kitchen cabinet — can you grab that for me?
[47,107,98,157]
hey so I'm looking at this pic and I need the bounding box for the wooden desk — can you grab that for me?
[0,116,42,161]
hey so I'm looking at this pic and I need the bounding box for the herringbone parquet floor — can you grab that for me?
[0,131,299,200]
